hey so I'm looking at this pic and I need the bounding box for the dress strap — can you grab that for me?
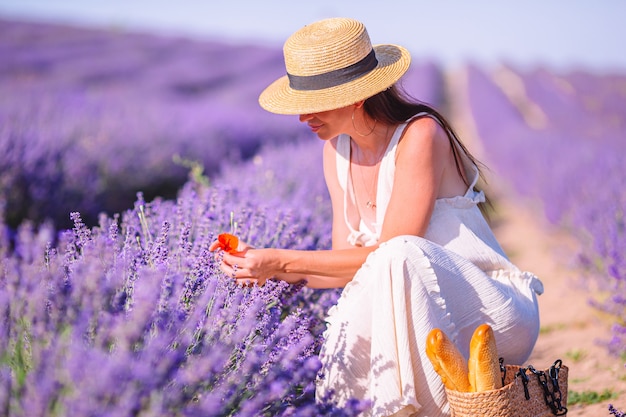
[335,135,350,193]
[335,134,365,245]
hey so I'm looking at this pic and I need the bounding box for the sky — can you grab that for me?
[1,0,625,74]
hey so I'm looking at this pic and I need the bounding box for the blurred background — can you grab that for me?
[2,0,626,73]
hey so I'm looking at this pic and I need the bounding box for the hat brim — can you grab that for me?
[258,44,411,115]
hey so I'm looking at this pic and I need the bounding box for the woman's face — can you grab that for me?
[299,105,354,140]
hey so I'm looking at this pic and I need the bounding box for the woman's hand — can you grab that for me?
[226,248,282,286]
[209,238,281,286]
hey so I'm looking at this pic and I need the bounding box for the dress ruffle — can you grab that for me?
[435,189,485,209]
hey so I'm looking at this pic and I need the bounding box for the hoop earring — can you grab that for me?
[352,109,377,137]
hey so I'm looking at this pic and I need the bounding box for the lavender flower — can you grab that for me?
[610,404,626,417]
[0,133,383,415]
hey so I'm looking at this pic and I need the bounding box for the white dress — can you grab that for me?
[316,114,544,417]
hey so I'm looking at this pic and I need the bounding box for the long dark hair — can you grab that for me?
[363,85,490,206]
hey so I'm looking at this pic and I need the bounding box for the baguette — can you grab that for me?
[425,328,471,392]
[468,323,502,392]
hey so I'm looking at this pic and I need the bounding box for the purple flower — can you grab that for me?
[610,404,626,417]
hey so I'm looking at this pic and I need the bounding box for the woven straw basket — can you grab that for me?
[446,363,569,417]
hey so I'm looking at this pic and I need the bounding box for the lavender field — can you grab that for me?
[0,19,446,415]
[1,15,625,416]
[463,64,626,357]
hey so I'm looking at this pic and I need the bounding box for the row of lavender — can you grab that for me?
[463,64,626,356]
[0,18,445,415]
[0,18,302,230]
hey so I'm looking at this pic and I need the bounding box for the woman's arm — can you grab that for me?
[212,120,455,288]
[378,117,452,241]
[220,246,376,288]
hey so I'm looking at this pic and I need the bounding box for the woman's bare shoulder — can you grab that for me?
[399,116,450,155]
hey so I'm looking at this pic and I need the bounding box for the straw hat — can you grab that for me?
[259,17,411,115]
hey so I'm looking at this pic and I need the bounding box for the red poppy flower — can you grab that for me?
[217,233,239,254]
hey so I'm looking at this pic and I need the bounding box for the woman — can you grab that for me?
[211,17,543,417]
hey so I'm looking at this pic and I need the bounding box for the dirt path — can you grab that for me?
[493,196,626,416]
[446,67,626,416]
